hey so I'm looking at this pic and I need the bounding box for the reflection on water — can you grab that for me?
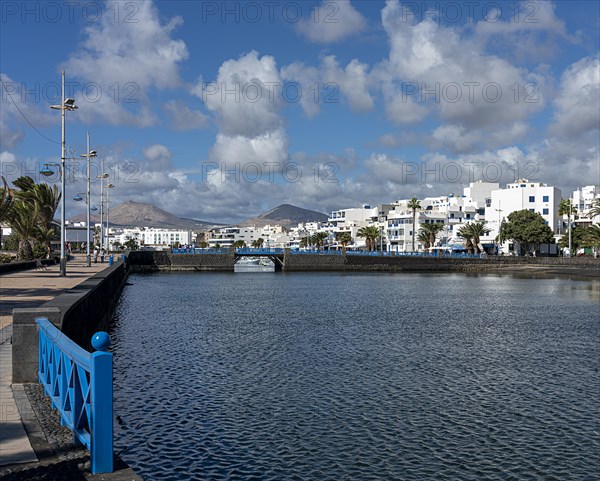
[111,272,600,481]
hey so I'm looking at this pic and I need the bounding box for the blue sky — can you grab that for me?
[1,0,599,223]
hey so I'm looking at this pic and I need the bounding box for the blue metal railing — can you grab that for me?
[290,249,343,255]
[37,318,113,474]
[171,248,230,254]
[236,248,284,255]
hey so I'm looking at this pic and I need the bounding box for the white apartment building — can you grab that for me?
[109,227,192,249]
[486,179,561,243]
[327,205,380,248]
[573,185,600,223]
[386,183,498,252]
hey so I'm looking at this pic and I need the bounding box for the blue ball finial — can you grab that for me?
[91,332,111,351]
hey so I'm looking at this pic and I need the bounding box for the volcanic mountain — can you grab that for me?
[238,204,328,228]
[73,201,218,230]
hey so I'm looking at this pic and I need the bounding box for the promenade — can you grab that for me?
[0,257,107,472]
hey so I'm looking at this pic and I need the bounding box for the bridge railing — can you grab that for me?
[172,248,230,254]
[235,248,284,255]
[37,318,113,474]
[291,249,343,255]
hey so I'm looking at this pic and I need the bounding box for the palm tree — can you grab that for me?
[6,200,37,260]
[407,197,421,252]
[466,221,490,254]
[417,230,431,250]
[30,182,60,258]
[0,176,14,250]
[457,224,475,254]
[418,223,444,251]
[582,224,600,256]
[357,226,380,251]
[558,198,577,234]
[588,198,600,220]
[251,238,264,248]
[336,232,352,248]
[311,231,329,249]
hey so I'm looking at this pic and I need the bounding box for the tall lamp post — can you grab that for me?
[568,198,572,258]
[97,161,109,253]
[495,200,503,255]
[105,183,114,252]
[50,69,78,276]
[79,131,97,266]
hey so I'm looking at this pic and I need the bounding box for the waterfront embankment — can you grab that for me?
[127,250,600,277]
[0,255,141,480]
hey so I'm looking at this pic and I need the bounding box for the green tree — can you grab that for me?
[464,221,491,254]
[311,231,329,249]
[418,223,444,250]
[407,197,421,252]
[233,240,246,248]
[336,231,352,248]
[357,226,381,251]
[558,225,586,251]
[198,241,209,248]
[457,224,475,254]
[502,210,554,255]
[0,176,14,250]
[417,230,431,250]
[251,238,264,248]
[558,198,577,234]
[582,224,600,256]
[124,239,138,250]
[588,198,600,220]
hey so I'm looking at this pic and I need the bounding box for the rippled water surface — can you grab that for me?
[111,272,600,481]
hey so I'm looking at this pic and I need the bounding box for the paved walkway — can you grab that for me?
[0,256,109,467]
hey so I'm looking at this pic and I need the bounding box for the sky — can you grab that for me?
[1,0,599,223]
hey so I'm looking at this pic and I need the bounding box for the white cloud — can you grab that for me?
[163,100,209,131]
[550,56,600,138]
[142,144,174,172]
[65,0,188,126]
[375,0,546,128]
[474,1,576,62]
[297,0,366,44]
[282,56,374,117]
[198,51,283,138]
[0,72,55,150]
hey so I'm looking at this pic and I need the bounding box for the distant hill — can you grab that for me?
[238,204,328,228]
[72,201,218,230]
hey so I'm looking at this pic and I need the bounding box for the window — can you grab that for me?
[543,195,549,202]
[529,196,535,202]
[529,209,535,213]
[543,208,549,215]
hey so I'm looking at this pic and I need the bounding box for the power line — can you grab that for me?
[0,78,60,145]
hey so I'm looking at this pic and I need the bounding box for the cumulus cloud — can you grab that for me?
[65,0,188,126]
[142,144,174,172]
[297,0,366,43]
[282,55,374,117]
[163,100,208,131]
[474,1,576,62]
[550,56,600,138]
[375,0,546,131]
[0,72,55,150]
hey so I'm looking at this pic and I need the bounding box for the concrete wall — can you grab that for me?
[128,251,235,272]
[12,262,127,383]
[0,258,56,275]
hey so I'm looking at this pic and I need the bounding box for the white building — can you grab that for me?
[486,179,561,243]
[327,205,380,249]
[573,185,600,224]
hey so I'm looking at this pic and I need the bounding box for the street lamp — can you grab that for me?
[568,198,573,258]
[105,183,114,252]
[96,162,109,253]
[495,200,503,255]
[73,192,98,265]
[79,132,97,267]
[50,69,78,276]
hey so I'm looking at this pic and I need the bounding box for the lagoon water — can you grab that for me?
[111,272,599,481]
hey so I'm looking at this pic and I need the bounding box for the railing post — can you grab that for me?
[90,332,113,474]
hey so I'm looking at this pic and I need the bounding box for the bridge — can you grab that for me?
[233,248,284,269]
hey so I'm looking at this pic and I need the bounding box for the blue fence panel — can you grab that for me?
[37,318,113,474]
[235,248,284,255]
[291,249,343,255]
